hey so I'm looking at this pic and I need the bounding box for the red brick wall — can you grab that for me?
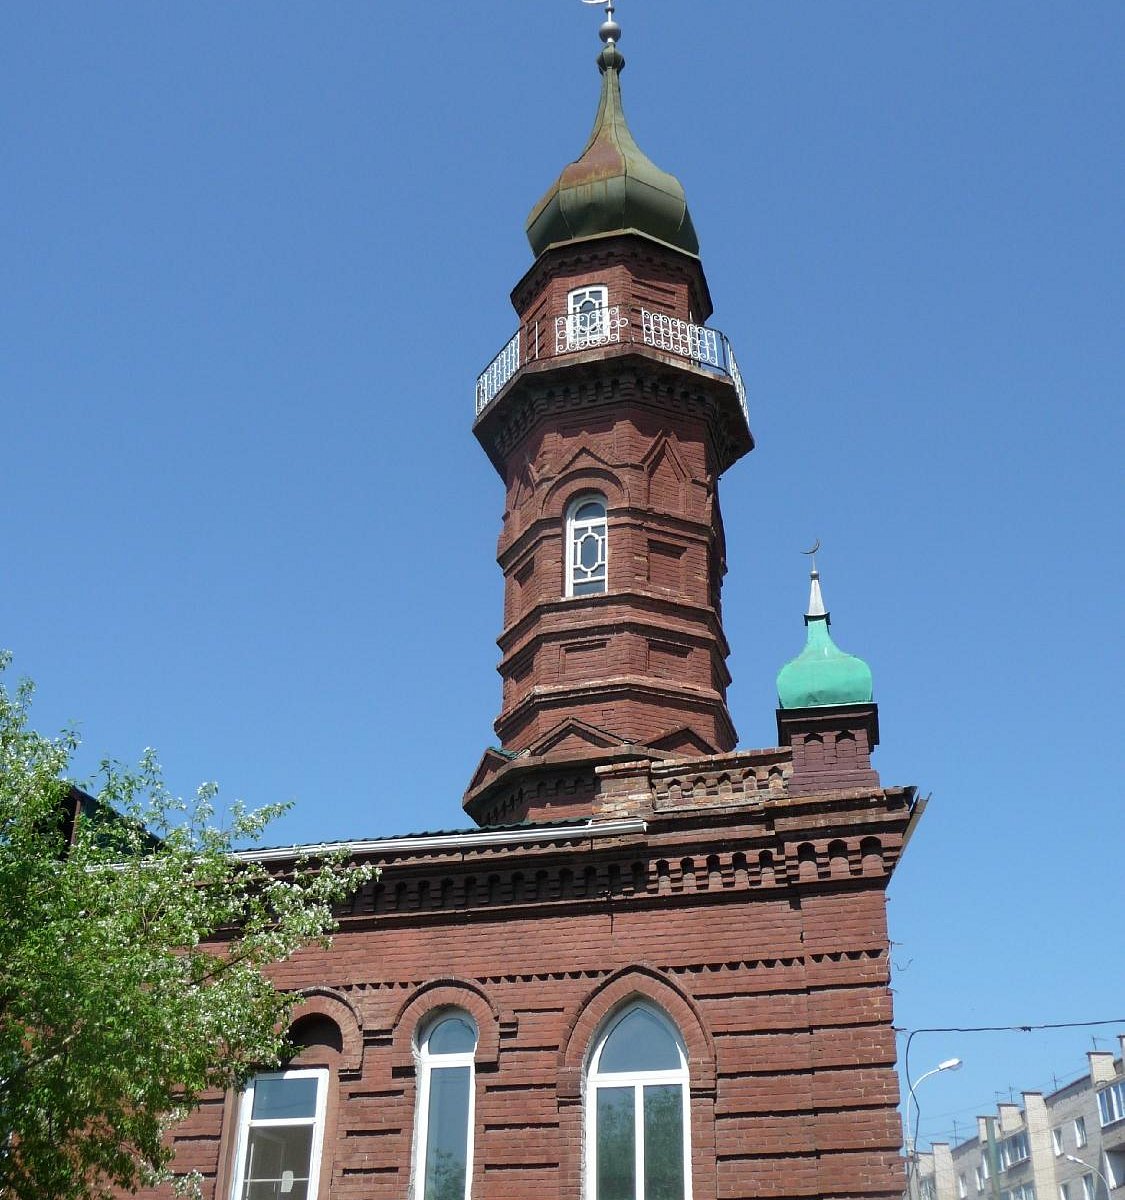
[140,787,913,1200]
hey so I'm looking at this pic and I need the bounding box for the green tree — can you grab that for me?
[0,656,375,1199]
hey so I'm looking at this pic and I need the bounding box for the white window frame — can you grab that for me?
[1074,1116,1087,1148]
[566,284,610,349]
[1098,1081,1125,1127]
[412,1011,478,1200]
[960,1173,969,1198]
[585,1002,693,1200]
[565,493,608,598]
[1081,1174,1095,1200]
[1052,1127,1064,1156]
[229,1067,329,1200]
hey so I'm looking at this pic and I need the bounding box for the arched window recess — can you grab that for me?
[586,1002,692,1200]
[413,1010,478,1200]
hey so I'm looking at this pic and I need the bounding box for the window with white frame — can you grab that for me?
[1081,1174,1095,1200]
[999,1132,1030,1170]
[586,1002,692,1200]
[1097,1080,1125,1127]
[413,1010,478,1200]
[229,1068,328,1200]
[977,1166,987,1192]
[566,285,610,350]
[1075,1117,1087,1148]
[1060,1182,1071,1200]
[1052,1127,1064,1156]
[959,1174,969,1198]
[1105,1149,1125,1191]
[566,494,608,597]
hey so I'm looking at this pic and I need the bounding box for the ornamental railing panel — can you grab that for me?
[554,305,627,354]
[475,329,521,415]
[475,307,748,427]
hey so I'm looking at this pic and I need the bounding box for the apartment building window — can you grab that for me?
[999,1132,1030,1171]
[977,1167,987,1192]
[1080,1175,1095,1200]
[1052,1127,1064,1156]
[1105,1149,1125,1190]
[1097,1080,1125,1127]
[229,1069,329,1200]
[1075,1117,1088,1148]
[959,1174,969,1198]
[1060,1183,1071,1200]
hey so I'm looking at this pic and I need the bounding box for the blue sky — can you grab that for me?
[4,0,1123,1149]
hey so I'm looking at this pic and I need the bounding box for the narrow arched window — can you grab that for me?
[586,1003,691,1200]
[413,1011,478,1200]
[566,284,610,349]
[566,494,608,597]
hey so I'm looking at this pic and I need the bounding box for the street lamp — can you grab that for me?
[906,1059,964,1199]
[1065,1154,1113,1200]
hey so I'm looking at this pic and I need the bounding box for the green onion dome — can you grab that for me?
[776,569,873,709]
[525,35,699,258]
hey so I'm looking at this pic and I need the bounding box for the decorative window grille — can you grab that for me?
[585,1003,692,1200]
[566,494,608,597]
[230,1069,328,1200]
[413,1011,478,1200]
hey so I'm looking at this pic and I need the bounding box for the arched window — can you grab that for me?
[413,1010,478,1200]
[566,284,610,349]
[586,1003,691,1200]
[229,1068,329,1200]
[566,493,608,597]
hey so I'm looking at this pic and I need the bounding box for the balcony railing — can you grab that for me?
[475,306,749,424]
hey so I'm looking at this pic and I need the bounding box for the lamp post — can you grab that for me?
[1065,1153,1113,1200]
[905,1058,964,1200]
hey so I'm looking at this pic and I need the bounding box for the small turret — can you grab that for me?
[776,561,880,791]
[776,567,873,709]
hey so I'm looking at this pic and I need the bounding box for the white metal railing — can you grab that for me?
[642,309,749,425]
[555,305,628,354]
[475,329,521,414]
[474,306,748,427]
[641,309,721,368]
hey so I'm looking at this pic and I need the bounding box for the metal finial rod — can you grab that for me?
[580,0,621,45]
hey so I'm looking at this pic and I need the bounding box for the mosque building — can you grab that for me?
[147,9,923,1199]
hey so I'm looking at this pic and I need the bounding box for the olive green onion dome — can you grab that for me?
[525,35,699,258]
[776,568,874,709]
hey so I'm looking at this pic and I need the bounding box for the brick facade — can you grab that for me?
[131,35,925,1200]
[151,749,920,1200]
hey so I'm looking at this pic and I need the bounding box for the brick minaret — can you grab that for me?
[466,25,752,825]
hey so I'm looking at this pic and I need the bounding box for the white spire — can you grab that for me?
[807,567,827,618]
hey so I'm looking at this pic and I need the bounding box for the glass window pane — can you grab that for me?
[242,1125,314,1196]
[424,1065,471,1200]
[573,578,604,596]
[575,501,605,521]
[596,1086,635,1200]
[427,1016,477,1055]
[579,533,602,570]
[644,1084,685,1200]
[599,1007,682,1073]
[251,1075,319,1121]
